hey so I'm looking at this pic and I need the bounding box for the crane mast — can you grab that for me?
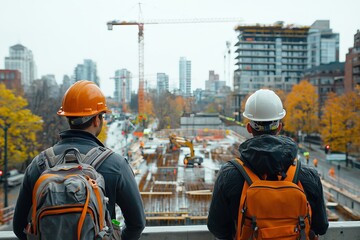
[138,23,145,115]
[107,17,242,118]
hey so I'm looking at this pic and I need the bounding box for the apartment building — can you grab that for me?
[4,44,37,91]
[74,59,100,86]
[344,30,360,93]
[113,68,132,107]
[0,69,23,94]
[157,73,169,95]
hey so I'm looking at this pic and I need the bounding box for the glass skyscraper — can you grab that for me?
[179,57,191,97]
[307,20,339,69]
[74,59,100,86]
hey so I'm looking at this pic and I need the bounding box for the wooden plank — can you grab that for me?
[188,216,208,220]
[146,216,186,220]
[145,211,188,215]
[140,192,173,195]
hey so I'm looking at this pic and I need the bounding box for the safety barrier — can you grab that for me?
[0,222,359,239]
[0,205,14,224]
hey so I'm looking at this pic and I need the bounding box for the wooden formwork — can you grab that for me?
[138,129,239,226]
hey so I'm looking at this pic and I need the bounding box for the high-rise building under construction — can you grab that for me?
[232,20,339,121]
[233,21,310,95]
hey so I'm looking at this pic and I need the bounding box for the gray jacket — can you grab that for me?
[207,134,329,239]
[13,129,146,240]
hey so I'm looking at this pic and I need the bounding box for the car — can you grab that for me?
[6,169,24,187]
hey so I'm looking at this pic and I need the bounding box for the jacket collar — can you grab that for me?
[59,129,105,147]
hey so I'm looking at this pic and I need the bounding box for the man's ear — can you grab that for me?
[246,122,253,134]
[93,115,100,127]
[276,122,283,134]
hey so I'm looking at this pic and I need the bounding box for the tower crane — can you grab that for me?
[106,17,242,118]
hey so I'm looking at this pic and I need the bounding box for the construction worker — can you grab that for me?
[13,80,145,240]
[304,151,310,164]
[313,158,319,168]
[208,89,328,240]
[329,166,336,178]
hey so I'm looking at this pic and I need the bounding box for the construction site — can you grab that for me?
[112,127,244,226]
[106,119,360,227]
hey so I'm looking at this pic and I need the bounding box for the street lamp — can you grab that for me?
[0,118,42,208]
[1,122,10,208]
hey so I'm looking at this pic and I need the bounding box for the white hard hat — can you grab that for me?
[243,89,286,121]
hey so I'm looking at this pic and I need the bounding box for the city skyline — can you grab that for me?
[0,0,359,97]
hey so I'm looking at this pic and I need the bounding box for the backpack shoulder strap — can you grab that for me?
[230,158,260,185]
[230,158,261,240]
[36,147,56,172]
[284,158,301,184]
[83,146,114,169]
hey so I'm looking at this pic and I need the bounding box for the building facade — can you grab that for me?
[4,44,37,91]
[307,20,339,69]
[205,70,226,93]
[74,59,100,86]
[0,69,23,94]
[157,73,169,95]
[232,21,309,120]
[344,30,360,93]
[179,57,192,97]
[113,69,132,109]
[234,21,309,95]
[303,62,345,117]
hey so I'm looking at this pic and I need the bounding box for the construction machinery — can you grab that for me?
[169,134,203,167]
[106,10,242,118]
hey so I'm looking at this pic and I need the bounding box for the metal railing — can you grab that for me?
[0,222,359,240]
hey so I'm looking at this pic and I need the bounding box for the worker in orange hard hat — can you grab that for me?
[13,80,145,240]
[329,167,336,178]
[313,158,318,168]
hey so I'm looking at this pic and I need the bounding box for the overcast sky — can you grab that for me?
[0,0,359,97]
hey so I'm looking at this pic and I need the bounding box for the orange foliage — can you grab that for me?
[320,90,360,152]
[283,80,319,135]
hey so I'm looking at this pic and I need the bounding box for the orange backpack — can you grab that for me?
[230,158,312,240]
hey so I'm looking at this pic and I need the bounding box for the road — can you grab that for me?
[300,142,360,196]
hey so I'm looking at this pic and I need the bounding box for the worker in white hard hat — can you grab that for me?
[208,89,328,240]
[242,89,286,135]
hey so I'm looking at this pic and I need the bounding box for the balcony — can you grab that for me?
[0,222,359,239]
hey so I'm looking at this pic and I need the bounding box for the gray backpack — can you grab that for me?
[25,146,114,240]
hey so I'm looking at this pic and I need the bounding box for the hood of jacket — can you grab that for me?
[238,135,298,178]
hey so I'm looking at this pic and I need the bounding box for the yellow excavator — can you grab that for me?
[169,134,203,167]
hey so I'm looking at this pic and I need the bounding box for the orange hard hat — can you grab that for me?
[57,80,111,117]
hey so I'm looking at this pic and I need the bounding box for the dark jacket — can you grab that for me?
[207,135,329,240]
[13,130,146,240]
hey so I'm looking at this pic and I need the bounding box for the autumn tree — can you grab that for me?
[320,89,360,155]
[203,102,219,113]
[26,79,68,149]
[0,84,43,168]
[283,80,319,140]
[152,91,185,130]
[143,94,155,117]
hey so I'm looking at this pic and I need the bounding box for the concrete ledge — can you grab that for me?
[0,222,359,240]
